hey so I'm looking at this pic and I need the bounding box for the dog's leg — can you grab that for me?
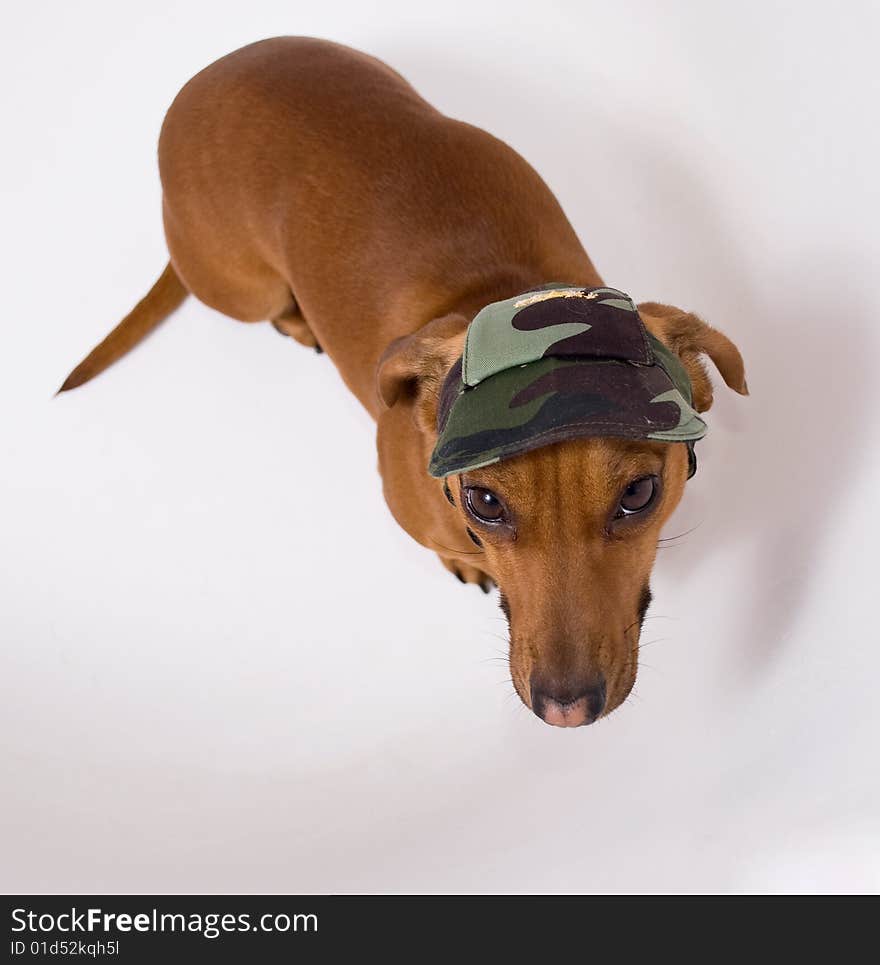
[439,556,494,594]
[271,301,323,353]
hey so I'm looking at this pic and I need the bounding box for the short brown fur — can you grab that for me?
[60,38,747,726]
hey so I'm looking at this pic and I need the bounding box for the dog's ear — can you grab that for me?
[637,302,748,412]
[376,313,468,431]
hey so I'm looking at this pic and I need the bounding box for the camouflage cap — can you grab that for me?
[428,286,706,478]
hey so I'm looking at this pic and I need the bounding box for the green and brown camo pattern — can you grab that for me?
[428,286,706,478]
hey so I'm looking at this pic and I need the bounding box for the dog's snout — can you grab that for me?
[530,674,607,727]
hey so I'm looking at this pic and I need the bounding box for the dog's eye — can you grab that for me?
[464,486,506,524]
[617,475,659,517]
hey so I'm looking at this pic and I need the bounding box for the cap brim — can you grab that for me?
[429,356,706,478]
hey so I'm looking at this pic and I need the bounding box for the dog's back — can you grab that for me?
[60,37,598,405]
[158,38,442,335]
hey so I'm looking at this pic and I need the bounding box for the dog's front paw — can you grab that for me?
[440,556,494,594]
[271,312,322,352]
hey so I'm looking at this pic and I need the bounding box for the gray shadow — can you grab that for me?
[14,36,878,897]
[375,39,878,674]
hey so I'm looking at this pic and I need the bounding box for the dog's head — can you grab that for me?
[376,297,746,727]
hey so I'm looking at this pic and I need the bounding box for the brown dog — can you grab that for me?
[60,37,747,727]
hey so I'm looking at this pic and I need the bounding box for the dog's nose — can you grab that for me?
[530,674,607,727]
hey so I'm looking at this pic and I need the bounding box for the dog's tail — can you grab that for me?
[56,261,188,394]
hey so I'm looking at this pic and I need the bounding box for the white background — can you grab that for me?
[2,0,879,893]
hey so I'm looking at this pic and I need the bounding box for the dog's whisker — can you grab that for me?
[623,618,643,638]
[427,536,484,556]
[623,613,676,638]
[635,637,667,651]
[485,632,510,645]
[658,522,703,544]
